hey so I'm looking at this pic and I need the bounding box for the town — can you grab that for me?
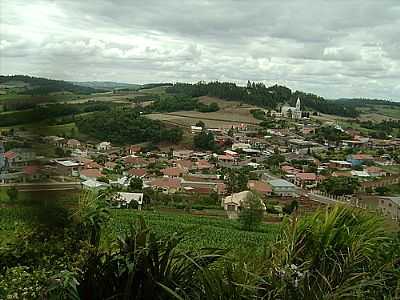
[1,95,399,222]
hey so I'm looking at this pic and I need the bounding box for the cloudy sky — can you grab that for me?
[1,0,400,100]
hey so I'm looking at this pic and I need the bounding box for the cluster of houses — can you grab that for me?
[1,109,399,221]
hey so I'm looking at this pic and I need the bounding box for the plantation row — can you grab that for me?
[107,210,279,251]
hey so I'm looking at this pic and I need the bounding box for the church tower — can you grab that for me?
[296,97,301,111]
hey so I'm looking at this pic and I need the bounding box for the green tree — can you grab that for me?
[239,192,264,231]
[129,177,143,192]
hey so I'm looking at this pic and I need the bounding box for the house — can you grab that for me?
[173,150,193,159]
[66,139,81,149]
[113,192,143,209]
[365,166,386,177]
[55,160,83,176]
[123,156,147,167]
[351,170,370,177]
[347,154,374,166]
[224,150,239,157]
[128,145,142,155]
[377,197,400,220]
[4,148,36,167]
[81,179,109,191]
[329,160,352,170]
[281,165,301,175]
[295,173,318,188]
[175,160,193,171]
[222,190,266,219]
[268,179,297,197]
[231,143,251,151]
[332,171,352,177]
[191,126,203,134]
[127,168,147,178]
[196,160,213,171]
[161,167,186,178]
[150,178,181,193]
[80,168,103,180]
[23,165,41,181]
[247,180,272,196]
[97,141,111,151]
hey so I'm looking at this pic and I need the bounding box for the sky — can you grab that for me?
[1,0,400,100]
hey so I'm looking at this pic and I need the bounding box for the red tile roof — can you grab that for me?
[128,168,147,177]
[295,173,317,181]
[4,151,16,160]
[161,167,186,177]
[80,168,102,178]
[23,165,40,176]
[151,178,181,189]
[247,180,272,194]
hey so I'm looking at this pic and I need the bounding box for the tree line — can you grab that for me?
[166,81,358,117]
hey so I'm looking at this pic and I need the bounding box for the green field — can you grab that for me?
[0,203,280,252]
[106,210,279,251]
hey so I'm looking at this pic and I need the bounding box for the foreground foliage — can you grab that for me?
[0,193,399,299]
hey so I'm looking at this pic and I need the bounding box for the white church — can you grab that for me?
[281,97,302,119]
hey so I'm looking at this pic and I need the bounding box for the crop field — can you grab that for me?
[0,203,280,252]
[106,210,280,252]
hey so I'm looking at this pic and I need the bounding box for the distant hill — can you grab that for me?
[0,75,100,95]
[333,98,400,107]
[72,81,141,90]
[167,81,359,117]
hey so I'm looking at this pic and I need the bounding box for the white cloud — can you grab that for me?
[0,0,400,100]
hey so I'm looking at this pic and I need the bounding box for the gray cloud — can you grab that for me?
[1,0,400,100]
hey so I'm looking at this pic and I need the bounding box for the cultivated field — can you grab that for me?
[147,96,261,128]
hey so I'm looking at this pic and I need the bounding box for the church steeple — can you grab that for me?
[296,97,301,110]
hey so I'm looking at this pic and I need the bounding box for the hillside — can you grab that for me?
[0,75,100,95]
[167,82,359,117]
[72,81,141,90]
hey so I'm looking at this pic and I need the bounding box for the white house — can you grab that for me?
[97,141,111,151]
[222,191,266,219]
[113,192,143,209]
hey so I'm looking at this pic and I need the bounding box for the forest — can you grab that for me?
[75,108,183,144]
[0,102,113,127]
[0,75,101,95]
[166,81,359,117]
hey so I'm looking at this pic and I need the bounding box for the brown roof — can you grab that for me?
[196,160,213,170]
[128,168,147,177]
[67,139,81,146]
[161,167,186,177]
[23,165,40,176]
[366,166,384,174]
[85,161,102,169]
[124,156,146,165]
[281,165,301,174]
[151,178,181,189]
[295,173,317,181]
[80,168,102,178]
[129,145,142,153]
[4,151,16,160]
[176,160,193,170]
[352,154,374,160]
[247,180,272,194]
